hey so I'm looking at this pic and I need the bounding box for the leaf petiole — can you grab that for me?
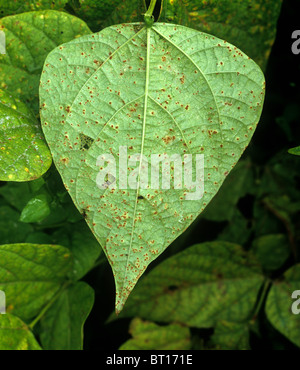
[144,0,157,27]
[28,281,72,330]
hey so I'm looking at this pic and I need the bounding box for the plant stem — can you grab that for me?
[145,0,157,17]
[144,0,157,27]
[250,278,272,323]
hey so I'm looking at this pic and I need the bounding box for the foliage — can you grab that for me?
[119,317,191,350]
[0,89,52,182]
[0,1,68,17]
[288,146,300,156]
[39,21,265,312]
[0,0,299,351]
[0,10,91,113]
[114,242,264,326]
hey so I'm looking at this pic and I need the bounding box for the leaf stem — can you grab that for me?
[250,278,272,323]
[28,281,71,330]
[144,0,157,27]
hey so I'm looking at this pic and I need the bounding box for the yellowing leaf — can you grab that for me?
[119,317,191,350]
[0,89,52,181]
[0,314,41,350]
[0,0,68,16]
[0,10,91,113]
[0,243,72,321]
[266,265,300,348]
[114,242,264,325]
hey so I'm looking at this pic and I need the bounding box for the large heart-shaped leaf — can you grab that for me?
[40,22,265,312]
[103,0,282,71]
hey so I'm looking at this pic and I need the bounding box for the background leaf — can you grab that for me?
[217,209,252,245]
[0,10,91,113]
[252,234,290,272]
[0,177,104,280]
[0,89,52,181]
[115,242,264,327]
[50,222,104,280]
[101,0,146,29]
[167,0,282,71]
[0,314,41,350]
[265,264,300,347]
[0,243,72,322]
[66,223,103,280]
[202,159,254,222]
[119,317,191,350]
[68,0,124,31]
[0,0,68,17]
[0,182,34,211]
[288,146,300,156]
[209,320,250,350]
[39,282,94,350]
[20,194,51,223]
[0,206,33,243]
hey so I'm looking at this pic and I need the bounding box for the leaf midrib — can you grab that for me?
[122,27,151,297]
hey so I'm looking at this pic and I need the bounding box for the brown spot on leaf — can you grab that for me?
[162,135,176,144]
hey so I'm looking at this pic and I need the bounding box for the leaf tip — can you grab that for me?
[115,290,129,315]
